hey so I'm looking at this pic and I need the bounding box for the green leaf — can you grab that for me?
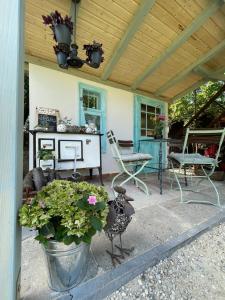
[35,234,48,246]
[82,234,92,244]
[63,235,74,245]
[39,222,55,238]
[95,201,106,211]
[90,216,102,231]
[76,199,89,210]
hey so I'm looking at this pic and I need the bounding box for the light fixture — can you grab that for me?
[42,0,104,69]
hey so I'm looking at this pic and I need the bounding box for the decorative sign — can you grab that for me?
[58,140,83,161]
[36,107,60,131]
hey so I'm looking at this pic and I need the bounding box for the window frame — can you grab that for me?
[79,83,107,152]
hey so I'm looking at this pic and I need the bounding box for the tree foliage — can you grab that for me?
[169,81,225,127]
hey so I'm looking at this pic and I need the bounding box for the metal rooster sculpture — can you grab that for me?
[104,186,135,266]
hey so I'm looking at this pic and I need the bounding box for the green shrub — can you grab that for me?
[19,180,109,245]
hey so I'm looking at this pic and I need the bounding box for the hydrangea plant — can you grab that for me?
[19,180,108,246]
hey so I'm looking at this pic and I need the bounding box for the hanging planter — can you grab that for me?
[84,41,104,69]
[54,24,71,45]
[42,11,73,46]
[54,45,68,69]
[42,8,104,70]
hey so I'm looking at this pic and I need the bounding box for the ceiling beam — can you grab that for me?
[193,66,225,80]
[25,54,169,102]
[131,0,224,90]
[155,39,225,96]
[101,0,156,81]
[171,79,208,103]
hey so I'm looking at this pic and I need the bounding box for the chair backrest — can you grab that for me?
[182,128,225,161]
[107,130,121,159]
[107,130,134,159]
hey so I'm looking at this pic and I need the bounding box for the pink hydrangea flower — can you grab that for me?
[88,195,97,205]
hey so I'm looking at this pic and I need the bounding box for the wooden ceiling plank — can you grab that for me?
[156,39,225,95]
[101,0,156,80]
[172,79,208,102]
[132,0,224,90]
[25,54,169,102]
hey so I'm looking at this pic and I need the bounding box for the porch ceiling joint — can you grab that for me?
[101,0,156,81]
[193,66,225,81]
[131,0,224,90]
[155,39,225,96]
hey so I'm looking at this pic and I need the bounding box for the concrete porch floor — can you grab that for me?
[20,172,225,300]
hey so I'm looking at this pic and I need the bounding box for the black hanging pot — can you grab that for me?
[88,50,102,68]
[56,51,68,69]
[54,24,71,45]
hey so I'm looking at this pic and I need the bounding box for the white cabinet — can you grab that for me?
[30,131,103,184]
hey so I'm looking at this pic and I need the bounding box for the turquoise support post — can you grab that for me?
[0,1,24,299]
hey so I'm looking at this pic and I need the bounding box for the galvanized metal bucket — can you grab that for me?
[43,241,90,292]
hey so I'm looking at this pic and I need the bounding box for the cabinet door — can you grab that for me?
[83,136,100,168]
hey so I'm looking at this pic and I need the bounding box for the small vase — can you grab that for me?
[57,123,67,132]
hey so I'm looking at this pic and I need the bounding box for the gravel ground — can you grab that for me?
[106,222,225,300]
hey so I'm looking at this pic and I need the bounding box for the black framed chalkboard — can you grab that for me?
[38,114,57,131]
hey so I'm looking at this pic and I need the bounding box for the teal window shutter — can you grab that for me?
[79,83,107,152]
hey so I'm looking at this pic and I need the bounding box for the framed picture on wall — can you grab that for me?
[38,138,55,150]
[58,140,83,161]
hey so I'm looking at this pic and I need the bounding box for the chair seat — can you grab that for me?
[120,153,152,162]
[168,152,217,166]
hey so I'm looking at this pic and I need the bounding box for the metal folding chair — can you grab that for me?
[168,128,225,207]
[107,130,153,196]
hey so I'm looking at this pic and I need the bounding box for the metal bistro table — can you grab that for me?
[138,138,182,195]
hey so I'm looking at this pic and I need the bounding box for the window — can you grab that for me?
[79,83,106,152]
[141,103,161,137]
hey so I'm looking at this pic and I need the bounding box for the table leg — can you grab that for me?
[159,141,163,195]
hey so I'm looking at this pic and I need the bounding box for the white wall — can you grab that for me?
[29,64,134,174]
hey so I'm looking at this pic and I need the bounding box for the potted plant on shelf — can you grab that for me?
[42,10,73,46]
[38,149,55,170]
[19,180,108,292]
[154,114,166,139]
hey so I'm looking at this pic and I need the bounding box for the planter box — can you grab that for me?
[39,159,54,170]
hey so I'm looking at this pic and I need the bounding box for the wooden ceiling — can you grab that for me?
[25,0,225,102]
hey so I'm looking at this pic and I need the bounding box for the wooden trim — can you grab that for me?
[25,54,169,102]
[131,0,223,90]
[156,39,225,95]
[0,0,24,299]
[193,66,225,81]
[101,0,156,80]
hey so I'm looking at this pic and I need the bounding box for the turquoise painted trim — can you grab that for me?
[79,83,107,152]
[0,1,24,299]
[134,95,166,173]
[156,39,225,95]
[101,0,156,80]
[131,0,223,90]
